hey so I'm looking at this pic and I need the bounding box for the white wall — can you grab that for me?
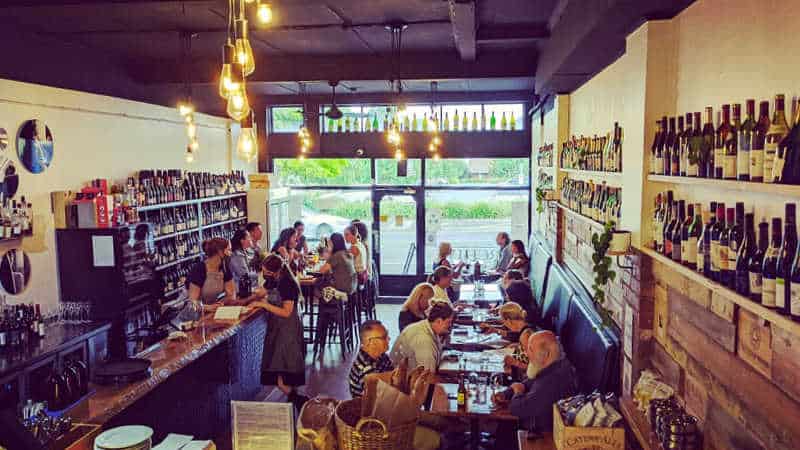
[0,78,256,312]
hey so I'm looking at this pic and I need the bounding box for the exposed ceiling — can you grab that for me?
[0,0,695,115]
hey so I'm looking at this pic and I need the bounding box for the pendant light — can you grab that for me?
[237,113,257,162]
[256,0,273,24]
[234,12,255,76]
[185,143,196,163]
[226,64,250,121]
[219,40,235,99]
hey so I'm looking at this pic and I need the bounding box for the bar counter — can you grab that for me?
[67,307,268,445]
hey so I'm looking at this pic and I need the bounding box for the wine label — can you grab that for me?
[686,237,698,264]
[719,245,729,271]
[728,243,739,268]
[751,149,764,180]
[738,132,751,176]
[762,277,776,307]
[656,157,664,175]
[714,147,724,171]
[791,282,800,317]
[688,162,698,177]
[764,140,778,182]
[772,151,786,183]
[776,277,786,308]
[673,240,682,262]
[665,239,673,256]
[749,271,763,295]
[696,245,705,273]
[710,241,720,272]
[723,155,736,179]
[680,241,689,263]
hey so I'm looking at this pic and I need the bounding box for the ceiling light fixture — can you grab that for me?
[218,40,235,99]
[256,0,273,24]
[226,64,251,120]
[237,112,257,162]
[234,16,255,76]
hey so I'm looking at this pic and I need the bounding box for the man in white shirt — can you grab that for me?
[389,302,454,371]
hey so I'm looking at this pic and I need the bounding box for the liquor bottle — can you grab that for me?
[411,113,418,132]
[725,104,740,180]
[750,101,770,183]
[709,202,726,282]
[685,203,702,270]
[490,111,497,130]
[671,117,682,176]
[714,105,732,179]
[679,202,694,266]
[765,95,789,184]
[775,100,800,184]
[372,115,379,132]
[738,100,755,182]
[688,112,702,177]
[664,117,676,176]
[653,192,663,251]
[762,218,782,308]
[736,213,756,296]
[664,200,678,257]
[510,113,517,131]
[457,376,467,408]
[501,112,508,130]
[727,203,745,288]
[462,111,468,131]
[719,207,735,287]
[659,191,673,253]
[671,200,685,262]
[776,204,797,315]
[336,118,343,133]
[701,107,715,178]
[453,110,460,131]
[613,123,623,172]
[789,220,800,320]
[444,112,451,131]
[402,115,410,133]
[679,114,691,177]
[471,112,478,131]
[651,120,662,175]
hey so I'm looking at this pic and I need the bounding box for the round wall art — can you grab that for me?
[0,248,31,295]
[17,119,54,174]
[0,128,8,151]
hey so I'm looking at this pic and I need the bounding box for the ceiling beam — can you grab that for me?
[476,23,549,44]
[131,50,537,84]
[255,90,534,106]
[448,0,476,61]
[0,0,322,6]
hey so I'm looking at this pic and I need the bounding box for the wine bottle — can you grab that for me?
[686,203,702,270]
[776,204,797,315]
[701,107,715,178]
[664,117,676,176]
[672,117,682,176]
[736,213,756,296]
[749,218,769,302]
[714,105,732,179]
[471,112,478,131]
[726,104,740,180]
[727,203,745,288]
[789,217,800,319]
[672,200,685,263]
[775,100,800,184]
[738,100,755,182]
[750,101,770,183]
[652,192,663,249]
[680,202,694,266]
[490,111,497,130]
[510,112,517,131]
[679,113,691,177]
[699,201,715,276]
[719,207,734,287]
[453,110,460,131]
[765,94,789,184]
[762,217,782,309]
[686,112,701,177]
[709,202,726,282]
[664,200,678,257]
[501,112,508,130]
[651,120,662,175]
[462,111,468,131]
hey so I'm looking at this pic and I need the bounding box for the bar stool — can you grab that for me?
[312,299,351,361]
[300,284,318,350]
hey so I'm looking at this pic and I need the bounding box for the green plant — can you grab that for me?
[591,220,617,327]
[535,186,548,214]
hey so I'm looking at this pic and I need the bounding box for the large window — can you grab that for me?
[376,159,422,185]
[289,189,372,245]
[425,158,530,186]
[273,158,371,186]
[270,106,304,133]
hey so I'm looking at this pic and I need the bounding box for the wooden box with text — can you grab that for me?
[552,405,625,450]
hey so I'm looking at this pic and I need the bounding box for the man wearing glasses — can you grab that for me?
[348,320,393,397]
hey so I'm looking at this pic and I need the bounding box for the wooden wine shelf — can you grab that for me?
[552,201,609,230]
[640,246,800,337]
[560,168,623,183]
[648,175,800,197]
[620,396,660,450]
[200,216,247,230]
[155,254,201,271]
[154,227,199,242]
[136,192,246,212]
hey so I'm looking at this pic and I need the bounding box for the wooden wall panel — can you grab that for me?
[737,309,772,379]
[669,288,736,353]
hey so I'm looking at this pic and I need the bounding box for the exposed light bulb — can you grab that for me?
[184,114,194,124]
[432,152,440,161]
[189,138,199,151]
[432,135,441,146]
[297,154,306,161]
[185,145,195,163]
[394,148,404,160]
[428,143,436,152]
[237,114,257,161]
[234,19,255,76]
[218,41,235,99]
[186,122,197,139]
[178,102,194,117]
[257,2,273,24]
[226,83,251,121]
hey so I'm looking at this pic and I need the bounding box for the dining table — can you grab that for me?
[428,383,518,450]
[457,282,505,306]
[438,349,507,377]
[446,324,510,351]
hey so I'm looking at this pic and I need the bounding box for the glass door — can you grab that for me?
[373,188,424,295]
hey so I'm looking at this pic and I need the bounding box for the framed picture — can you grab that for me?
[17,119,54,174]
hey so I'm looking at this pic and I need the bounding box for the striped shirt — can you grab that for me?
[348,349,394,397]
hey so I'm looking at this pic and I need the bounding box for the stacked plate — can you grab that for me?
[94,425,153,450]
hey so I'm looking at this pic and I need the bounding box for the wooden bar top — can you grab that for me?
[429,383,516,421]
[67,307,265,426]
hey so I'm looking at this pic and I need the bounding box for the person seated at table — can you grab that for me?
[428,266,455,304]
[229,228,259,299]
[390,302,454,371]
[399,282,435,332]
[348,320,394,397]
[506,240,531,275]
[293,220,309,255]
[489,232,512,275]
[495,268,526,310]
[318,232,357,295]
[479,302,529,341]
[504,327,535,380]
[432,242,465,275]
[271,227,301,272]
[345,225,369,285]
[505,280,540,327]
[186,237,235,310]
[493,330,578,433]
[351,220,372,278]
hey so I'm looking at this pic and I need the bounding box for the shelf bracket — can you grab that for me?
[615,254,634,273]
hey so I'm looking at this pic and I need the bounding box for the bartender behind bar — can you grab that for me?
[187,238,236,309]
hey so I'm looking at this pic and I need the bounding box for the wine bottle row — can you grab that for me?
[203,222,244,241]
[163,265,191,296]
[650,94,800,184]
[560,178,622,225]
[324,109,519,134]
[201,198,246,225]
[0,304,46,349]
[0,197,33,240]
[560,123,623,173]
[156,234,200,266]
[652,193,800,320]
[123,170,247,208]
[537,143,554,168]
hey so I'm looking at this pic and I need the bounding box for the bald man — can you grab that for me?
[493,330,578,432]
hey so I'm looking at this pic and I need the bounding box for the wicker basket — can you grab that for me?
[334,397,418,450]
[297,397,338,450]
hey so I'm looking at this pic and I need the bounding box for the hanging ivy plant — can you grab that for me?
[535,186,548,214]
[591,220,617,328]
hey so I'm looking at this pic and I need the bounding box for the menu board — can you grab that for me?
[232,401,294,450]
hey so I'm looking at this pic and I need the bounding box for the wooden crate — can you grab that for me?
[552,405,625,450]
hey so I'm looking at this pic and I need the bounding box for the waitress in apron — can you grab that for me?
[253,254,305,407]
[187,237,236,310]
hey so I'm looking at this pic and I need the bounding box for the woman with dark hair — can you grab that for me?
[507,240,531,275]
[427,265,454,303]
[505,280,540,327]
[253,254,306,408]
[187,237,235,308]
[272,227,300,272]
[351,220,371,277]
[344,225,368,285]
[318,232,357,294]
[229,228,258,297]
